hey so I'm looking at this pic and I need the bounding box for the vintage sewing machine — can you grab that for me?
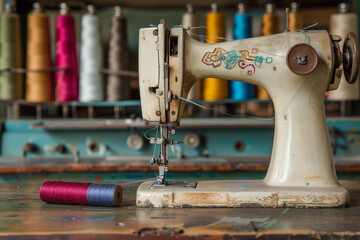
[136,20,359,208]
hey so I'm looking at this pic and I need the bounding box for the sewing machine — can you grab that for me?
[136,19,359,208]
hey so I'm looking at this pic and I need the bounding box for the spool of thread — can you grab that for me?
[288,2,303,31]
[328,3,359,100]
[203,3,228,101]
[26,2,52,102]
[182,4,201,100]
[79,5,103,102]
[39,181,123,207]
[257,3,279,99]
[231,3,254,100]
[55,3,78,102]
[0,4,23,99]
[106,6,130,101]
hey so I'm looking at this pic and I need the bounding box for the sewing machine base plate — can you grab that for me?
[136,180,348,208]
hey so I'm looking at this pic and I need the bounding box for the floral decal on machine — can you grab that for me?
[201,47,273,76]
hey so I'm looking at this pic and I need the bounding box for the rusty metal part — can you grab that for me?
[343,32,359,84]
[286,43,318,75]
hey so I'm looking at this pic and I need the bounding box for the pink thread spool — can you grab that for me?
[55,3,78,101]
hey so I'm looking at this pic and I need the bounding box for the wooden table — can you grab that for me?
[0,180,359,239]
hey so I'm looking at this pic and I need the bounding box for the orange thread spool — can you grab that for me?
[258,3,279,99]
[288,2,303,31]
[203,3,228,101]
[26,3,52,102]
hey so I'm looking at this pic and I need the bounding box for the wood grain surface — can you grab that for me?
[0,180,359,239]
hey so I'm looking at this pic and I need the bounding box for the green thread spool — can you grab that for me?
[0,4,23,99]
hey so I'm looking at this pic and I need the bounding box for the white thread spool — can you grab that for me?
[328,3,359,100]
[79,5,103,102]
[182,4,201,100]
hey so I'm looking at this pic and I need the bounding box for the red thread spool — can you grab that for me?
[40,181,91,205]
[55,4,78,102]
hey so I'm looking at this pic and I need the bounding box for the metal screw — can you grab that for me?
[156,111,161,116]
[171,111,176,115]
[159,91,163,96]
[297,55,308,65]
[153,30,158,36]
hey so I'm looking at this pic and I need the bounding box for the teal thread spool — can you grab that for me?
[231,3,254,100]
[0,4,23,99]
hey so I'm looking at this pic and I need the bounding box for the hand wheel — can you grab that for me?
[343,32,359,84]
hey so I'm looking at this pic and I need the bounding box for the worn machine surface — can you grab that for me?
[0,180,359,239]
[136,20,360,208]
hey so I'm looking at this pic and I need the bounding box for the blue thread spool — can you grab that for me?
[231,3,254,100]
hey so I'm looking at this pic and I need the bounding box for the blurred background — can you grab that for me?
[0,0,359,183]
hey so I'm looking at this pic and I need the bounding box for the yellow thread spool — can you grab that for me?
[203,3,228,101]
[288,2,303,31]
[26,3,52,102]
[257,3,279,99]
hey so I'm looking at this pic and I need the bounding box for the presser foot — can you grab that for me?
[151,181,197,189]
[136,180,348,208]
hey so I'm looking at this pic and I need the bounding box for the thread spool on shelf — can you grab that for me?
[327,2,360,101]
[55,3,78,102]
[203,3,228,101]
[0,3,23,99]
[257,3,279,100]
[106,6,130,101]
[26,2,52,102]
[182,4,201,101]
[288,2,303,31]
[231,3,254,100]
[39,181,122,207]
[79,5,103,102]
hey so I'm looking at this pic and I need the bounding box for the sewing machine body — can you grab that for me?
[137,22,358,208]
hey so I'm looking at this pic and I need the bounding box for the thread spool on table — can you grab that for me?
[327,3,360,101]
[231,3,254,101]
[182,4,201,101]
[203,3,228,101]
[79,5,103,102]
[0,3,23,100]
[55,3,78,102]
[257,3,279,99]
[39,181,122,207]
[106,6,130,101]
[26,2,52,102]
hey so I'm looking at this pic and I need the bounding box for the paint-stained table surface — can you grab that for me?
[0,180,359,240]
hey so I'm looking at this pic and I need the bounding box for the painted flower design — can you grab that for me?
[201,48,227,68]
